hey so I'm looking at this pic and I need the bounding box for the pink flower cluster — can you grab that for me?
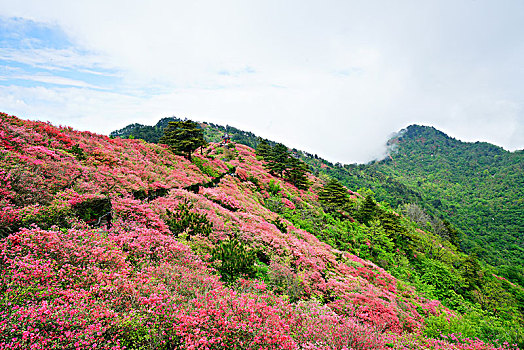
[0,112,516,350]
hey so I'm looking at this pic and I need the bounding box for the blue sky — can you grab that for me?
[1,1,523,163]
[0,17,120,90]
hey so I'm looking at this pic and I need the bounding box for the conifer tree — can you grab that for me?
[257,141,310,189]
[378,209,405,241]
[256,139,271,158]
[285,156,310,190]
[265,143,290,177]
[358,195,377,225]
[159,120,206,161]
[211,239,257,283]
[443,219,461,248]
[318,178,350,211]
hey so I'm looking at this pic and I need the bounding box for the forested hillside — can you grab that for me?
[2,112,523,348]
[335,126,524,284]
[111,121,524,286]
[111,117,266,149]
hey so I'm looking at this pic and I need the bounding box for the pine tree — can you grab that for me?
[318,178,350,211]
[165,199,213,239]
[378,209,405,241]
[265,143,290,177]
[443,219,461,248]
[159,120,206,161]
[357,195,377,225]
[285,156,310,190]
[256,139,271,158]
[211,239,257,283]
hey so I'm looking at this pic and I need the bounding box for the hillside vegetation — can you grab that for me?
[0,113,521,349]
[330,125,524,285]
[112,120,524,286]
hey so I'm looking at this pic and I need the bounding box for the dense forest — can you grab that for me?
[332,126,524,286]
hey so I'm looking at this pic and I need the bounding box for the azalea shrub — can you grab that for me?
[0,112,521,350]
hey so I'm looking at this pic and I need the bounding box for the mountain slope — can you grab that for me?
[343,125,524,274]
[111,120,524,285]
[2,112,522,349]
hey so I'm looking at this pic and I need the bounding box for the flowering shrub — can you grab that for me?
[282,197,296,210]
[200,187,241,212]
[0,113,516,350]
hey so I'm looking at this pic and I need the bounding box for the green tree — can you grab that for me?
[165,199,213,239]
[285,156,310,190]
[318,178,350,211]
[159,120,206,161]
[211,239,257,283]
[256,139,271,158]
[378,209,405,242]
[442,219,461,248]
[265,143,290,177]
[357,195,377,225]
[461,253,482,290]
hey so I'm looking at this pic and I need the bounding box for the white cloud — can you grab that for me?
[0,0,523,162]
[0,73,108,89]
[0,47,115,71]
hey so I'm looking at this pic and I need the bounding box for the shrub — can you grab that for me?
[211,239,257,283]
[70,144,86,160]
[192,157,220,178]
[268,179,281,195]
[271,217,288,233]
[165,199,213,239]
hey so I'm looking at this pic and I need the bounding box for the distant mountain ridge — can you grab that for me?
[336,125,524,283]
[111,120,524,285]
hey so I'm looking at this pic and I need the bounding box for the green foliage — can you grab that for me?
[264,195,285,214]
[258,142,310,189]
[159,120,206,161]
[417,258,464,301]
[246,175,261,189]
[110,118,181,143]
[19,202,72,230]
[279,191,524,346]
[265,143,290,177]
[72,197,112,226]
[378,210,405,242]
[268,179,281,195]
[165,199,213,239]
[256,138,271,158]
[211,239,257,283]
[461,254,483,290]
[424,309,524,347]
[14,197,112,233]
[336,125,524,284]
[356,195,377,225]
[192,157,220,177]
[271,217,287,233]
[70,144,86,160]
[118,316,181,350]
[442,219,460,248]
[318,177,350,212]
[284,156,310,190]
